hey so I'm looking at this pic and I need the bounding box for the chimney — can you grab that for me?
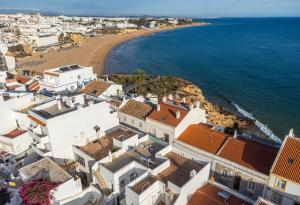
[168,94,173,101]
[157,104,160,111]
[289,128,294,137]
[195,100,200,108]
[57,100,62,110]
[162,96,167,103]
[176,110,180,119]
[105,75,109,82]
[182,97,186,103]
[189,103,193,110]
[233,130,237,138]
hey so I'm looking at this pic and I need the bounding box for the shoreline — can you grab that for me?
[19,22,208,77]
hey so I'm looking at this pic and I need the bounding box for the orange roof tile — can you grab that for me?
[271,136,300,184]
[178,124,230,154]
[218,138,278,175]
[80,80,112,97]
[147,102,189,127]
[120,100,153,120]
[3,128,26,139]
[28,115,47,127]
[187,184,251,205]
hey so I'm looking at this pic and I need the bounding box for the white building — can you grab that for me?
[81,80,123,100]
[40,65,96,93]
[146,97,207,144]
[118,100,154,133]
[27,93,119,160]
[32,34,59,47]
[0,128,32,157]
[18,157,82,204]
[265,132,300,205]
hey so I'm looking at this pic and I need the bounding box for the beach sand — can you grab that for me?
[19,23,205,77]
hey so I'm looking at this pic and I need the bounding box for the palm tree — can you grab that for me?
[133,69,146,83]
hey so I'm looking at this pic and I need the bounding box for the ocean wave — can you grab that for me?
[231,102,282,144]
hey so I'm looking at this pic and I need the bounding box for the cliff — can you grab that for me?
[109,74,251,129]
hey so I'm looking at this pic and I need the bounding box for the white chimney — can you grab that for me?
[182,97,186,103]
[289,129,294,137]
[233,130,237,138]
[176,110,180,119]
[168,94,173,101]
[195,100,200,108]
[157,104,160,111]
[57,100,62,110]
[162,96,167,103]
[105,76,109,82]
[189,103,193,110]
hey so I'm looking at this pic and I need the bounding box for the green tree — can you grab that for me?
[133,69,146,83]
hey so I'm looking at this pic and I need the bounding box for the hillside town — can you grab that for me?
[0,13,299,205]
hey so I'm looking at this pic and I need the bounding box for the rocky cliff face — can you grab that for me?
[179,81,250,129]
[59,33,86,45]
[8,43,33,57]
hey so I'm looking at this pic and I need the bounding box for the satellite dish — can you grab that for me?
[0,42,8,55]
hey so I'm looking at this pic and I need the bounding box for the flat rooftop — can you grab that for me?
[110,127,136,142]
[157,152,204,187]
[32,102,75,119]
[102,139,167,173]
[19,157,72,184]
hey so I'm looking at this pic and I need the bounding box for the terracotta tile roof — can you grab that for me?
[157,152,204,187]
[218,138,278,175]
[120,100,153,120]
[3,128,26,139]
[187,184,251,205]
[80,80,112,97]
[44,71,60,77]
[28,115,47,126]
[147,101,189,127]
[271,136,300,184]
[15,75,31,84]
[178,124,230,154]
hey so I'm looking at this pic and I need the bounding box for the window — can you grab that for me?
[275,178,287,190]
[139,122,142,128]
[129,173,137,182]
[75,154,85,167]
[164,133,169,142]
[221,169,228,178]
[120,179,125,186]
[271,192,282,204]
[124,116,127,122]
[131,119,134,125]
[78,75,81,80]
[247,181,256,193]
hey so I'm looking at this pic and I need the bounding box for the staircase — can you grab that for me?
[94,169,112,196]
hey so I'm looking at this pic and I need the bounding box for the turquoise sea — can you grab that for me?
[105,18,300,140]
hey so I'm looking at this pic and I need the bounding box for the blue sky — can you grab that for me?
[1,0,300,17]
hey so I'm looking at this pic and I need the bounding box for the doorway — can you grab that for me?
[233,175,241,191]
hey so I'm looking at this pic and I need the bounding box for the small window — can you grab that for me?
[78,75,81,80]
[247,181,256,193]
[164,133,169,142]
[275,178,287,190]
[139,122,142,128]
[271,192,282,204]
[124,116,126,122]
[221,169,228,178]
[131,119,134,125]
[120,179,125,186]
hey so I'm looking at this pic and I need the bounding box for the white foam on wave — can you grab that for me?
[231,102,282,144]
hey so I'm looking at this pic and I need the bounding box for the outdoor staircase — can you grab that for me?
[94,169,112,196]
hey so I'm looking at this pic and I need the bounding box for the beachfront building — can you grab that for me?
[40,64,96,93]
[31,33,59,48]
[264,131,300,205]
[18,157,82,204]
[80,80,123,100]
[119,100,154,133]
[27,93,119,161]
[174,123,279,201]
[146,96,207,144]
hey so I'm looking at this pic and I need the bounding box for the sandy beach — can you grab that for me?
[18,23,205,76]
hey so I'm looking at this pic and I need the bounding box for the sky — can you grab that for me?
[0,0,300,17]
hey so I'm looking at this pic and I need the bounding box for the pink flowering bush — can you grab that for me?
[19,180,57,205]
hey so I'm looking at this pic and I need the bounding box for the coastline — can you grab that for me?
[19,22,207,77]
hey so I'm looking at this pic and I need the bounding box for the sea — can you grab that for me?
[105,18,300,141]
